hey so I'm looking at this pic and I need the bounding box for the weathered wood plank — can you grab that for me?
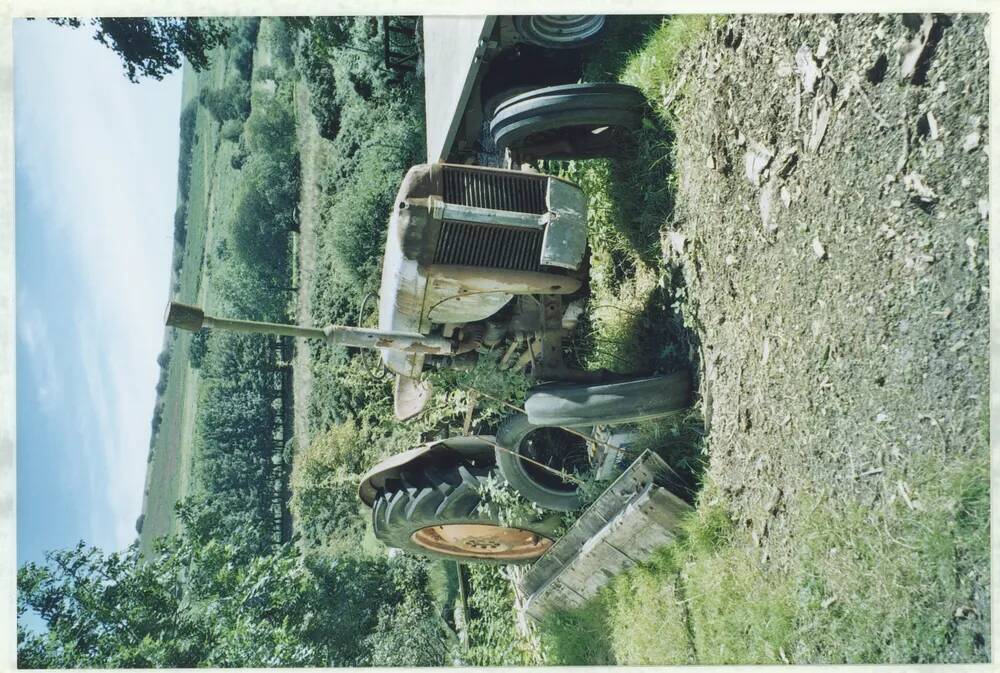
[518,451,676,598]
[521,451,694,622]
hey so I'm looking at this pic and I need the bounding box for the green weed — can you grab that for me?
[621,14,713,116]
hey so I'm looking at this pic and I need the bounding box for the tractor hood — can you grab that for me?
[378,163,587,382]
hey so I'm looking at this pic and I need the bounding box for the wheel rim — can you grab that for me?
[411,523,553,561]
[513,15,606,48]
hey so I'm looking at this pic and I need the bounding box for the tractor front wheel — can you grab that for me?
[489,83,646,160]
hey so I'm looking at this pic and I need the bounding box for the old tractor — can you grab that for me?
[167,161,691,565]
[166,16,696,592]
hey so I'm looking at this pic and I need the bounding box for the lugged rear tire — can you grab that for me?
[371,459,562,564]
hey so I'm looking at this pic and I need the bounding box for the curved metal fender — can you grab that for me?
[357,435,496,507]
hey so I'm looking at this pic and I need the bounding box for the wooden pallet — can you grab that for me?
[517,451,692,622]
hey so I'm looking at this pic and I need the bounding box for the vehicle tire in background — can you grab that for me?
[524,371,692,427]
[489,83,646,159]
[512,15,607,49]
[495,413,590,512]
[371,459,561,564]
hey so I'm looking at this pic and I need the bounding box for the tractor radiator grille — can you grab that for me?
[441,166,547,214]
[434,220,542,271]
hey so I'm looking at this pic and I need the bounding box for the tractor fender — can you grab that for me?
[358,435,496,507]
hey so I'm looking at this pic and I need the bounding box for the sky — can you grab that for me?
[14,19,183,568]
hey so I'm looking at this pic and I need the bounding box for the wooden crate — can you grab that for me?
[517,451,692,622]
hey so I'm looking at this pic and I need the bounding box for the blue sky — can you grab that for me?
[15,19,182,567]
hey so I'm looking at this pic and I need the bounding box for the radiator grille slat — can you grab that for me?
[434,221,542,271]
[441,166,547,214]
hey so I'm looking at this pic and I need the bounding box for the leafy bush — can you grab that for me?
[289,420,370,550]
[220,119,243,141]
[228,18,260,80]
[266,16,297,67]
[299,19,347,139]
[198,81,250,122]
[156,348,171,369]
[364,593,449,666]
[463,565,539,666]
[188,329,209,368]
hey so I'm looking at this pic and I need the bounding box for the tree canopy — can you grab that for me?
[49,18,231,82]
[17,497,441,668]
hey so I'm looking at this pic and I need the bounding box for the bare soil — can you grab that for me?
[667,12,989,652]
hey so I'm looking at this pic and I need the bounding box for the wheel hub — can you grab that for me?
[411,523,553,560]
[513,15,606,48]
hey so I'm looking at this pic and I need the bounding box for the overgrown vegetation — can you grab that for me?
[17,501,444,667]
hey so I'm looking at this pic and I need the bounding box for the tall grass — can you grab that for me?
[620,14,712,112]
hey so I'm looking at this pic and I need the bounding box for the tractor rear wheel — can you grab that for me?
[371,459,561,564]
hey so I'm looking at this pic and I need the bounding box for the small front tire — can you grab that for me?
[489,83,646,159]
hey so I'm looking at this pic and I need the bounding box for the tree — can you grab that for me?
[198,82,250,123]
[49,18,231,82]
[17,498,416,668]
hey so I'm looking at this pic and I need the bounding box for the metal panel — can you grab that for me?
[541,177,588,270]
[424,17,497,162]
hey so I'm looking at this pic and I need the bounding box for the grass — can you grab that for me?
[620,14,712,112]
[542,16,712,378]
[540,450,990,665]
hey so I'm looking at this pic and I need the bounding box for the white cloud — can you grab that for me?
[15,292,61,409]
[15,19,183,552]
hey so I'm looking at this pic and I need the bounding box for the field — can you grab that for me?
[138,60,214,555]
[138,29,262,555]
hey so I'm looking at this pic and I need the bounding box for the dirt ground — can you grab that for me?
[291,79,325,450]
[666,12,989,649]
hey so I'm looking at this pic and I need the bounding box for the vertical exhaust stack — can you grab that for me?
[164,301,455,355]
